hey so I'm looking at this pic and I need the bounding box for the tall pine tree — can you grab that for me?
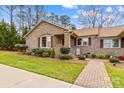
[0,20,8,49]
[8,23,17,50]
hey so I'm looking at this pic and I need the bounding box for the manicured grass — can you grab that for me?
[0,51,85,83]
[106,65,124,88]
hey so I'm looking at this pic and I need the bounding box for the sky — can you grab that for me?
[45,5,124,28]
[1,5,124,29]
[46,5,80,27]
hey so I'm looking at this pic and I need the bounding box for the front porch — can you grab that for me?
[53,32,77,54]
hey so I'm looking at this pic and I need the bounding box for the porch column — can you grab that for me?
[64,32,70,48]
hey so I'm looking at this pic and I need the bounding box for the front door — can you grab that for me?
[75,48,80,55]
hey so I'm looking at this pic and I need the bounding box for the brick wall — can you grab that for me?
[26,22,66,50]
[71,36,124,56]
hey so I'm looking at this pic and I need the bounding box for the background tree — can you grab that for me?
[78,5,124,28]
[16,6,26,32]
[26,5,32,29]
[60,15,71,27]
[5,5,16,26]
[34,5,45,24]
[0,20,8,49]
[8,23,18,50]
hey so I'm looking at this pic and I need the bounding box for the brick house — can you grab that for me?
[24,20,124,56]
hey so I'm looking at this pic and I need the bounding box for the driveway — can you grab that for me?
[0,64,81,88]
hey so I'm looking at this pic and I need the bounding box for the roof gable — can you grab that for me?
[99,26,124,37]
[73,28,99,36]
[24,20,69,37]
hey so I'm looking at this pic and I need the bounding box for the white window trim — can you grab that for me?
[77,37,89,46]
[81,37,89,46]
[40,35,52,49]
[103,38,121,48]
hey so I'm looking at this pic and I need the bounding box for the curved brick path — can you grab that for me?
[75,59,112,88]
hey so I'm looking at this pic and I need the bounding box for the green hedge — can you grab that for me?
[15,44,28,52]
[32,48,55,58]
[78,55,86,60]
[109,57,120,63]
[60,47,70,54]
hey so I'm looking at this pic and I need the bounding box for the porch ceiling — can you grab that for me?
[70,32,78,38]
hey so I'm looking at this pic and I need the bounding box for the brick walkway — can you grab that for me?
[74,59,112,88]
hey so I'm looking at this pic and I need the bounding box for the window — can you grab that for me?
[77,38,89,46]
[112,39,119,48]
[103,39,111,48]
[103,39,120,48]
[82,38,89,46]
[41,35,51,48]
[42,37,46,47]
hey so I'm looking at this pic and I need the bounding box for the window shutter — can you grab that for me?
[100,39,103,48]
[51,36,53,47]
[78,38,81,45]
[121,38,124,48]
[38,37,40,48]
[89,37,91,46]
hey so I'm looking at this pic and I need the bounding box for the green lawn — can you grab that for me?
[106,65,124,88]
[0,51,85,83]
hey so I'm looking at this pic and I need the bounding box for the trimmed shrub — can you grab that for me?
[78,55,86,60]
[60,47,70,54]
[32,48,40,55]
[58,54,73,60]
[84,52,91,58]
[36,49,45,56]
[15,44,21,50]
[91,54,96,58]
[50,50,55,58]
[15,44,28,52]
[105,54,111,59]
[109,57,120,63]
[32,48,55,57]
[32,48,37,53]
[96,54,106,59]
[42,51,50,57]
[83,53,88,58]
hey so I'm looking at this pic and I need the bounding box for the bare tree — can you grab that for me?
[26,6,33,29]
[16,5,25,31]
[34,5,45,24]
[78,5,124,28]
[5,5,16,26]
